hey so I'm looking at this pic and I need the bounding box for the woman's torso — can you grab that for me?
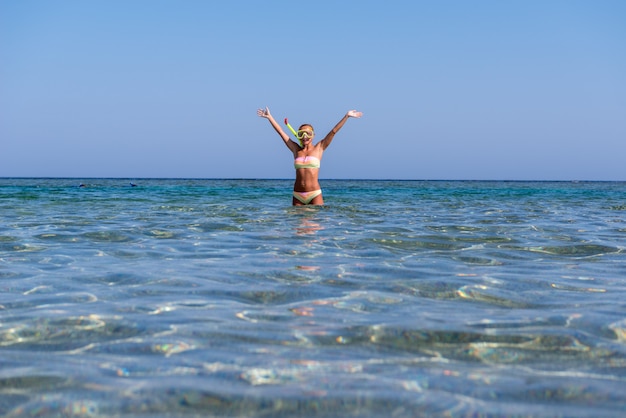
[293,147,322,192]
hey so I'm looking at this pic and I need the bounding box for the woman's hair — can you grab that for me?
[298,124,314,131]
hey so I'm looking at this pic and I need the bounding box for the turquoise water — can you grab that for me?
[1,178,625,417]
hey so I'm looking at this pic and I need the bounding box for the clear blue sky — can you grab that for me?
[2,0,625,180]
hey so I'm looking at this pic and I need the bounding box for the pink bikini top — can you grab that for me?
[294,156,320,169]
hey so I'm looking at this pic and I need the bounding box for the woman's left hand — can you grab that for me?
[347,110,363,118]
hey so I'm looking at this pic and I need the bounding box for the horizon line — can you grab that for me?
[1,177,624,183]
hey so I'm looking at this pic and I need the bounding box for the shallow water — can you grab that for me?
[1,178,625,417]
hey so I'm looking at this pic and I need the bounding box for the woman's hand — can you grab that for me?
[346,110,363,118]
[257,107,271,119]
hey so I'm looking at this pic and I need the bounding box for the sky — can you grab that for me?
[1,0,625,180]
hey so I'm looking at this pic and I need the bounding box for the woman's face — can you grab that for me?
[298,125,314,144]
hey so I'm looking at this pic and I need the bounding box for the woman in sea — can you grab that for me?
[257,107,363,205]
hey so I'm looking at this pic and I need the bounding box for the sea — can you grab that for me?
[0,178,625,417]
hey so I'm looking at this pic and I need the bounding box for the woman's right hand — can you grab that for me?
[257,107,271,119]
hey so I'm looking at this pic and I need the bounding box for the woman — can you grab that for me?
[257,107,362,205]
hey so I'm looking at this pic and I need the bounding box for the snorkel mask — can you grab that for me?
[284,118,314,147]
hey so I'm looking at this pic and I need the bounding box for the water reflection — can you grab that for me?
[295,217,323,236]
[293,213,323,273]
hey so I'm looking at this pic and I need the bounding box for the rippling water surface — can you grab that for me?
[1,178,625,417]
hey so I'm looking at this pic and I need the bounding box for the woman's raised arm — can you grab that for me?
[257,107,299,152]
[319,110,363,150]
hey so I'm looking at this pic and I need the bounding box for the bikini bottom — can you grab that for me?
[293,189,322,204]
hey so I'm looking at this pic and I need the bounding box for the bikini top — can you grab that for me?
[294,156,321,169]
